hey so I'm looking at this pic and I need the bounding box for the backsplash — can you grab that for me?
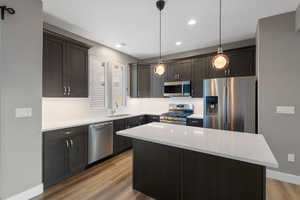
[42,98,108,124]
[121,97,204,115]
[43,97,204,124]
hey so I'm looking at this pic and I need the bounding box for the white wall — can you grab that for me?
[0,0,43,199]
[257,12,300,176]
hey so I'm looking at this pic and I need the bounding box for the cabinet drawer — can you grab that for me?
[187,118,203,127]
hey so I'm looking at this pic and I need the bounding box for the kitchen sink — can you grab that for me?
[107,114,130,118]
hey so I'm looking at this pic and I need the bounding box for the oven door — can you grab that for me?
[164,81,183,97]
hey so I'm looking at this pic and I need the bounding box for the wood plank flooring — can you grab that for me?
[33,150,300,200]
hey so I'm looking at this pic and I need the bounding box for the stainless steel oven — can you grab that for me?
[163,81,191,97]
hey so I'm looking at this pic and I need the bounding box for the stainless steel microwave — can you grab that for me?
[164,81,191,97]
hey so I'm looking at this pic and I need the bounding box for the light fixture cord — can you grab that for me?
[159,9,162,61]
[219,0,222,49]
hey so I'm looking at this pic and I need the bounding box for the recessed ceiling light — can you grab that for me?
[115,43,126,48]
[176,41,182,46]
[188,19,197,26]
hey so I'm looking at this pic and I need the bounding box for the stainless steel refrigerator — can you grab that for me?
[203,76,256,133]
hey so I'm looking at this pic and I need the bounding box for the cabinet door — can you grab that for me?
[113,119,128,154]
[191,57,206,97]
[43,130,69,188]
[150,64,165,97]
[43,33,66,97]
[182,150,217,200]
[137,64,151,97]
[133,140,181,200]
[227,47,255,77]
[130,63,138,98]
[187,118,203,127]
[66,42,89,97]
[216,157,264,200]
[167,60,192,81]
[67,126,88,175]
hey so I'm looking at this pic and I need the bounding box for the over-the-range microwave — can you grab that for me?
[163,81,191,97]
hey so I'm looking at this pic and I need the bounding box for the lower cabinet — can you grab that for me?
[43,126,88,188]
[113,116,147,154]
[187,118,203,127]
[146,115,160,123]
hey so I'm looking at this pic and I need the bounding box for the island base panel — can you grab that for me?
[133,139,266,200]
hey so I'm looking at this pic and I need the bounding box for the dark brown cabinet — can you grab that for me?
[43,33,65,97]
[133,139,265,200]
[206,46,256,78]
[43,31,89,98]
[43,126,88,188]
[226,47,255,77]
[66,42,88,97]
[187,118,203,127]
[130,63,139,98]
[129,47,255,99]
[137,64,151,98]
[166,59,192,82]
[191,57,207,97]
[133,140,181,200]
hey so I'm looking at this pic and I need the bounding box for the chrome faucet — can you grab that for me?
[111,102,119,115]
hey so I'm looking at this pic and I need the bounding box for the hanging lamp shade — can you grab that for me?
[212,0,229,70]
[212,47,229,69]
[154,0,166,76]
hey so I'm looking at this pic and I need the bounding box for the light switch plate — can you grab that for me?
[276,106,295,114]
[16,108,32,118]
[288,154,295,162]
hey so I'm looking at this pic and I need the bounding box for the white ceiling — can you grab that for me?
[43,0,300,59]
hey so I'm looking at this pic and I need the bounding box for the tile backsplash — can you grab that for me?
[42,97,204,124]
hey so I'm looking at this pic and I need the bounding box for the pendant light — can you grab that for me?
[154,0,166,76]
[212,0,229,69]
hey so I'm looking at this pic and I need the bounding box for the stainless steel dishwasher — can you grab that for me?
[88,122,113,164]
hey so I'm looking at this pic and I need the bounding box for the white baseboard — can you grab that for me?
[267,169,300,185]
[5,183,43,200]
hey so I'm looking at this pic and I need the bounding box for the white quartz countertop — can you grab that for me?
[117,122,278,168]
[42,112,163,132]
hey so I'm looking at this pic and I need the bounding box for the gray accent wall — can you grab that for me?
[257,12,300,176]
[0,0,43,199]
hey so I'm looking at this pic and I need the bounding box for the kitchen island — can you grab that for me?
[117,122,278,200]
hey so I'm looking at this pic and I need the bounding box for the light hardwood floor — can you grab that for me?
[33,150,300,200]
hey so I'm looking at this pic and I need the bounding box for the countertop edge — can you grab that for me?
[117,129,279,168]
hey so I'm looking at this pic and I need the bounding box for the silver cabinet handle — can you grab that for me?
[66,140,70,148]
[70,139,74,148]
[64,86,67,96]
[67,86,71,96]
[65,131,71,135]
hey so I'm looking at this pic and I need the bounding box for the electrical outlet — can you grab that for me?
[288,154,295,162]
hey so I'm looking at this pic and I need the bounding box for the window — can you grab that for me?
[89,55,127,110]
[110,61,127,108]
[89,55,106,109]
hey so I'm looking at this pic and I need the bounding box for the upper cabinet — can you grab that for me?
[43,31,89,98]
[137,64,151,98]
[191,56,207,97]
[166,59,192,82]
[129,46,255,99]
